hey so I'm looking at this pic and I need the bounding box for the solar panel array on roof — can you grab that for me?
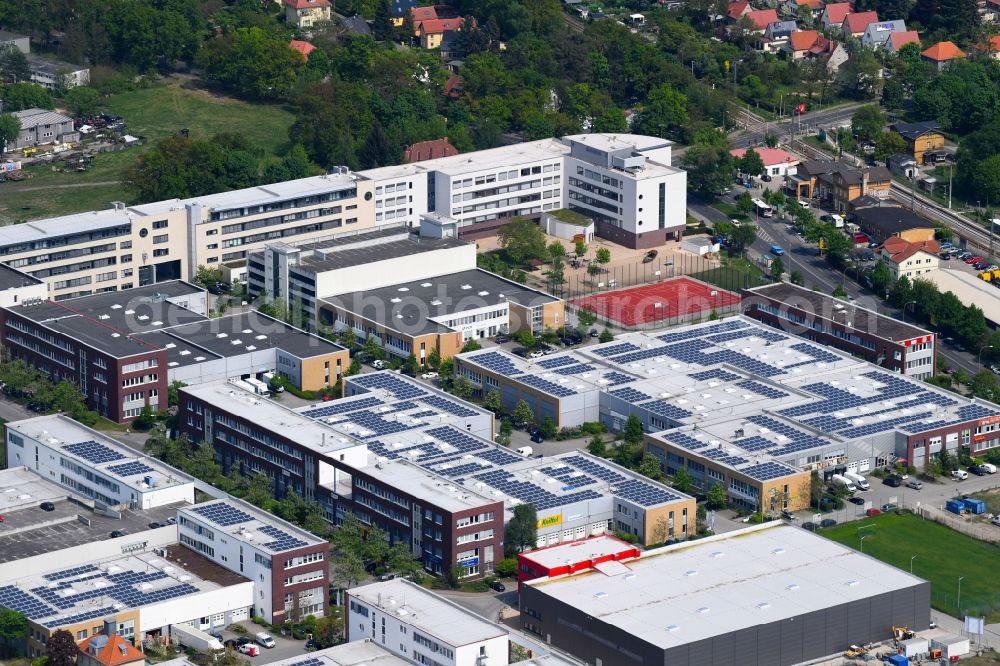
[43,564,98,582]
[0,585,56,619]
[472,469,603,511]
[736,379,789,399]
[689,368,741,382]
[346,409,413,438]
[421,394,479,417]
[609,387,650,403]
[472,351,522,376]
[64,440,125,465]
[613,478,682,506]
[561,455,626,484]
[552,363,595,375]
[192,502,253,526]
[300,394,384,419]
[287,658,324,666]
[44,606,117,628]
[601,371,636,385]
[642,400,692,421]
[350,373,426,400]
[106,461,154,477]
[657,320,747,344]
[740,461,800,481]
[537,356,577,369]
[590,342,639,358]
[517,373,576,398]
[958,404,1000,420]
[788,341,841,365]
[259,525,309,552]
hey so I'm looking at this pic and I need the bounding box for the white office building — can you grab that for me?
[346,579,508,666]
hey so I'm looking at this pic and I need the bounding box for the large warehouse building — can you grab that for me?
[520,522,930,666]
[455,317,1000,512]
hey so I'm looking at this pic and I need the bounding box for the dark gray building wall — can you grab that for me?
[521,581,930,666]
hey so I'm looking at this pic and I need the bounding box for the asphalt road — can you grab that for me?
[730,103,866,149]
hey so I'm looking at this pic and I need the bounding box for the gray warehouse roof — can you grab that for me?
[525,522,926,650]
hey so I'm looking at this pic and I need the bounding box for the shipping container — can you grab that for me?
[962,497,985,514]
[885,655,908,666]
[900,637,928,658]
[945,499,965,515]
[930,635,970,659]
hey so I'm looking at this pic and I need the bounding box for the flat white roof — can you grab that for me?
[350,579,508,646]
[268,641,411,666]
[417,138,569,176]
[0,467,67,512]
[519,535,638,571]
[0,208,131,246]
[563,133,673,154]
[7,415,191,493]
[527,522,926,650]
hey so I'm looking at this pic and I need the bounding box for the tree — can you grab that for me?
[2,82,52,111]
[197,27,304,99]
[363,335,385,361]
[401,353,419,375]
[373,0,393,40]
[188,441,222,483]
[728,224,758,256]
[832,284,848,300]
[598,328,614,343]
[244,471,274,507]
[331,551,366,588]
[193,265,225,288]
[483,389,503,415]
[840,50,883,100]
[548,241,566,261]
[505,503,537,555]
[622,413,644,446]
[789,270,804,286]
[0,113,20,158]
[46,630,77,666]
[496,217,547,265]
[587,434,607,457]
[851,105,886,143]
[461,339,482,353]
[770,256,784,280]
[638,453,663,480]
[426,347,440,369]
[740,148,764,177]
[0,608,27,658]
[635,83,688,140]
[736,191,754,216]
[870,260,893,296]
[671,468,693,493]
[706,482,728,510]
[62,86,101,118]
[874,131,907,163]
[494,557,517,578]
[594,247,611,270]
[512,399,534,427]
[683,136,737,199]
[577,307,597,329]
[451,375,474,399]
[539,416,557,439]
[574,239,587,258]
[0,43,29,84]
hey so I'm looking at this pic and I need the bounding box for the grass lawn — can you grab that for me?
[820,512,1000,621]
[0,78,296,223]
[691,253,768,292]
[713,201,748,220]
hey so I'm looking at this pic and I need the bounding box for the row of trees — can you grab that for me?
[0,359,99,425]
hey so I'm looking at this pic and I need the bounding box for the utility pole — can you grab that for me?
[948,163,953,210]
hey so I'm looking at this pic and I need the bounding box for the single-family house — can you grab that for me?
[861,20,907,48]
[288,39,316,58]
[885,31,920,52]
[888,153,918,179]
[410,4,457,29]
[879,236,940,280]
[341,14,372,35]
[390,0,419,25]
[921,41,966,70]
[824,41,851,72]
[727,0,752,21]
[785,30,822,58]
[790,161,891,211]
[746,8,780,30]
[986,0,1000,22]
[763,20,799,52]
[854,206,936,244]
[284,0,331,28]
[974,35,1000,58]
[786,0,824,17]
[417,17,466,49]
[730,147,800,177]
[821,2,853,30]
[404,138,459,163]
[444,74,463,99]
[889,121,945,165]
[842,10,879,37]
[10,108,78,151]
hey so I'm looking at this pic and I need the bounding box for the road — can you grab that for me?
[730,103,866,149]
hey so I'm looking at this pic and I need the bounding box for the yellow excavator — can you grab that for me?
[892,626,915,641]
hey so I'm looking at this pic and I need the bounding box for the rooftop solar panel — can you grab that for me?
[191,502,254,526]
[64,440,125,465]
[106,461,154,477]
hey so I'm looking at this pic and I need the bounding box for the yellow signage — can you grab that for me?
[537,514,562,529]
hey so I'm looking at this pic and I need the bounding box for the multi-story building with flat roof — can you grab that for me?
[6,414,195,509]
[5,134,685,299]
[346,579,508,666]
[741,282,936,379]
[455,317,1000,510]
[0,281,347,421]
[176,499,329,624]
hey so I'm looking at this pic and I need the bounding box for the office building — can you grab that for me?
[176,499,329,624]
[0,262,47,307]
[0,531,253,657]
[0,281,348,422]
[515,535,641,591]
[4,134,685,300]
[455,317,1000,510]
[249,224,563,359]
[346,579,508,666]
[741,282,936,379]
[6,414,195,509]
[519,522,930,666]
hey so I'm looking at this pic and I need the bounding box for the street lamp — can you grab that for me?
[958,576,965,613]
[979,344,994,370]
[901,300,917,323]
[910,555,917,575]
[860,534,871,554]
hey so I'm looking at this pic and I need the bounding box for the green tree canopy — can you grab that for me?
[0,113,21,157]
[2,82,52,111]
[740,147,764,177]
[497,217,547,265]
[197,27,305,99]
[505,503,537,555]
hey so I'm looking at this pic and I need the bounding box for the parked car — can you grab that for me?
[865,508,881,517]
[528,350,544,359]
[939,252,951,260]
[906,480,923,490]
[589,329,599,338]
[110,530,127,538]
[489,580,506,592]
[239,644,260,657]
[881,503,898,512]
[148,521,165,529]
[420,372,439,380]
[770,245,784,256]
[820,518,838,528]
[970,464,987,476]
[883,476,902,487]
[780,510,797,521]
[797,200,811,208]
[847,496,865,505]
[39,501,55,511]
[255,633,275,649]
[801,522,817,531]
[952,469,969,481]
[494,334,509,344]
[761,173,772,182]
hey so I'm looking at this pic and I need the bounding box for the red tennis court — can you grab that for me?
[571,277,741,328]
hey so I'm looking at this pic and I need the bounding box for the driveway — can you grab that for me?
[219,625,308,661]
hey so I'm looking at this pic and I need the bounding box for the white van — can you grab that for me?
[831,474,857,493]
[952,469,969,481]
[515,446,533,457]
[255,632,275,648]
[980,463,997,474]
[844,471,869,490]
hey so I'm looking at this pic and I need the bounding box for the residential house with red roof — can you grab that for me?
[288,40,316,58]
[417,17,467,49]
[921,41,966,70]
[403,138,460,163]
[879,236,940,280]
[862,20,908,48]
[821,2,853,30]
[746,8,780,30]
[842,10,879,37]
[730,147,801,177]
[727,0,752,21]
[284,0,331,28]
[785,30,822,59]
[785,0,824,17]
[78,622,144,666]
[974,35,1000,59]
[885,31,921,52]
